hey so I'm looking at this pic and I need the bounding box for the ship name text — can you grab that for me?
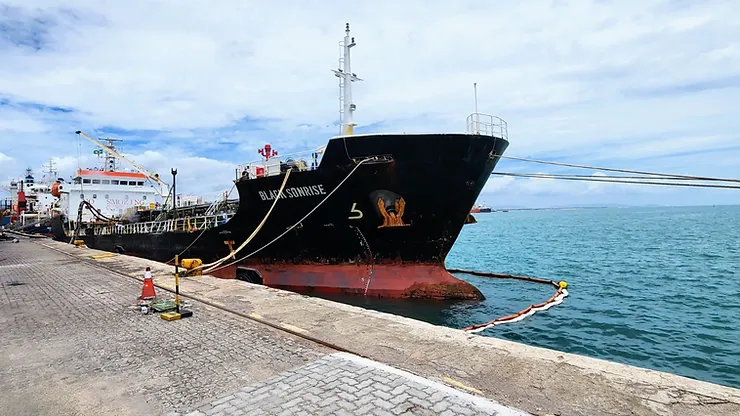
[258,184,327,201]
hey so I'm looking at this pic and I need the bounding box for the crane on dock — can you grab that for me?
[74,130,169,197]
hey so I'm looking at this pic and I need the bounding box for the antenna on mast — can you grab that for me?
[43,158,58,182]
[332,23,362,135]
[96,137,123,172]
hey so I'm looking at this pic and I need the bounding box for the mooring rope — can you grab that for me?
[160,182,240,266]
[204,156,375,275]
[194,167,293,274]
[447,268,569,334]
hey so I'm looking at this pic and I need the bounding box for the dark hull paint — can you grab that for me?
[53,133,508,300]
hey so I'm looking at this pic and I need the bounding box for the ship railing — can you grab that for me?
[205,198,227,216]
[236,147,325,181]
[92,212,236,236]
[466,113,508,140]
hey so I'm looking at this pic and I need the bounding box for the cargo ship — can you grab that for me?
[52,24,510,300]
[470,202,492,214]
[3,162,63,236]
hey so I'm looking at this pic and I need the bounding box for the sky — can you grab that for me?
[1,0,739,208]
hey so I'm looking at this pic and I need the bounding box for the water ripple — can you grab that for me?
[443,206,740,389]
[323,206,740,390]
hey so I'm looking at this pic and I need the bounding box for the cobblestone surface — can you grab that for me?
[184,353,518,415]
[0,240,330,415]
[0,239,527,416]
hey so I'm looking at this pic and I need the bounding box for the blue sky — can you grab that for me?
[1,0,740,207]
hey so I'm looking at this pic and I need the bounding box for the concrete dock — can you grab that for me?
[2,236,739,416]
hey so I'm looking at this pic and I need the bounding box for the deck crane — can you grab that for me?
[74,130,170,198]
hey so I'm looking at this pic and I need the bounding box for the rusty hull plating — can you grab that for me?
[212,262,485,300]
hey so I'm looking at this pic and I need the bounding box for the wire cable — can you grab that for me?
[491,172,740,190]
[495,154,740,184]
[205,157,374,275]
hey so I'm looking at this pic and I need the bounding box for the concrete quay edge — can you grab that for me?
[33,237,740,416]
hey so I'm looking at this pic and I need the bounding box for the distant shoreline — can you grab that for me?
[486,206,609,212]
[485,204,739,211]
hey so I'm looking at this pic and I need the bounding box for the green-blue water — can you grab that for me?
[321,205,740,389]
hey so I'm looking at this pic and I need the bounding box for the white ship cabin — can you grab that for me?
[16,172,56,216]
[177,194,204,207]
[66,168,164,221]
[23,183,56,215]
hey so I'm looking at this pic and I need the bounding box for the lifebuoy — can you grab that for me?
[51,182,61,197]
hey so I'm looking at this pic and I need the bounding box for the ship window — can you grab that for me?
[120,181,128,185]
[137,181,144,186]
[111,180,119,185]
[80,193,85,199]
[105,194,109,199]
[129,182,136,186]
[73,177,81,184]
[102,180,110,185]
[92,194,97,199]
[83,179,91,184]
[143,195,147,200]
[92,179,101,184]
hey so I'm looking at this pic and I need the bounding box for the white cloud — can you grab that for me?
[1,0,740,206]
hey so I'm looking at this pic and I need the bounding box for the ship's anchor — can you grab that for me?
[377,197,408,228]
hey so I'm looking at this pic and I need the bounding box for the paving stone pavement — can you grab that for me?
[184,352,527,416]
[0,240,330,415]
[0,239,528,416]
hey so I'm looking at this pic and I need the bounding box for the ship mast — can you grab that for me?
[99,137,123,172]
[332,23,362,135]
[43,158,58,183]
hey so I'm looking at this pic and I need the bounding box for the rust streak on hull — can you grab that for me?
[213,263,484,300]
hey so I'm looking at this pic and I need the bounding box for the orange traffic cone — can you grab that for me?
[140,267,156,300]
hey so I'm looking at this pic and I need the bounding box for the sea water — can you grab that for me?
[323,205,740,389]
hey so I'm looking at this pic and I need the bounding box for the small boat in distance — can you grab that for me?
[470,201,492,214]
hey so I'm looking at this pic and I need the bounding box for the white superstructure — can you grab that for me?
[52,137,165,223]
[58,168,164,221]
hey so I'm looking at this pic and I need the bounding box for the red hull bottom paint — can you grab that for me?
[212,263,484,300]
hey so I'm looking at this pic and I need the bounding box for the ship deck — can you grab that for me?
[3,236,739,416]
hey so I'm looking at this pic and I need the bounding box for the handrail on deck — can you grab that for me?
[466,113,509,140]
[236,148,324,181]
[81,212,236,236]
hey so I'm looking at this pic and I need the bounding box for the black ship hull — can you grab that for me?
[53,133,508,300]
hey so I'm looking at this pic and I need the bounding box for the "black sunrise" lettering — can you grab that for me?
[258,184,327,201]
